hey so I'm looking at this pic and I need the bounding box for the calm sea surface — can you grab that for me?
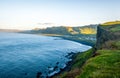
[0,32,91,78]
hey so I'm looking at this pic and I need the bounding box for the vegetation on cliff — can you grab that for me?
[29,25,97,35]
[102,20,120,26]
[79,27,96,34]
[78,21,120,78]
[101,21,120,32]
[78,40,120,78]
[53,48,95,78]
[53,21,120,78]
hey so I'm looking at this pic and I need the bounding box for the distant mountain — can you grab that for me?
[22,25,97,35]
[0,29,22,32]
[20,25,97,46]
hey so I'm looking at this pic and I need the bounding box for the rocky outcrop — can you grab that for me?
[96,25,120,49]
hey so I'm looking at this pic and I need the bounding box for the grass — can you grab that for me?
[78,49,120,78]
[109,41,120,50]
[110,25,120,32]
[55,40,120,78]
[101,21,120,25]
[102,41,120,50]
[55,48,95,78]
[101,22,120,32]
[71,49,94,69]
[77,40,120,78]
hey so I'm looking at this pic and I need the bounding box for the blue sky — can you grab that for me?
[0,0,120,30]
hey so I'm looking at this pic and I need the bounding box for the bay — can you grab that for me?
[0,32,91,78]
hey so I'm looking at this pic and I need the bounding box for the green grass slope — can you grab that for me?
[78,48,120,78]
[54,49,95,78]
[101,20,120,32]
[57,41,120,78]
[102,20,120,25]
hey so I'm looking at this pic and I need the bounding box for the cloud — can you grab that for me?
[37,23,54,25]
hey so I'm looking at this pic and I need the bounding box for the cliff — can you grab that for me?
[96,25,120,49]
[96,23,120,49]
[78,22,120,78]
[53,21,120,78]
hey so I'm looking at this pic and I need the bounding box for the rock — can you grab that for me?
[36,72,42,78]
[53,66,58,71]
[65,52,75,58]
[56,62,59,65]
[60,68,64,71]
[46,76,49,78]
[48,66,51,68]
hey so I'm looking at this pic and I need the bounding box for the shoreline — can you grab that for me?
[45,34,93,78]
[36,52,80,78]
[17,33,95,47]
[59,36,94,47]
[50,48,95,78]
[50,52,79,78]
[36,34,93,78]
[17,33,93,78]
[38,34,95,47]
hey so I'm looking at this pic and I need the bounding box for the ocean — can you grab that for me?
[0,32,91,78]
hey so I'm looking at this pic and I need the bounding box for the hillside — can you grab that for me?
[27,25,97,35]
[80,27,96,34]
[102,20,120,25]
[21,25,97,46]
[53,21,120,78]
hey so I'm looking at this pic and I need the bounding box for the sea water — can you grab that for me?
[0,32,91,78]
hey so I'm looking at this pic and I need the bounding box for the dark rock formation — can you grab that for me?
[56,62,59,65]
[36,72,42,78]
[53,66,58,71]
[96,25,120,49]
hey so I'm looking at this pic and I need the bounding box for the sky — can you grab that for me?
[0,0,120,30]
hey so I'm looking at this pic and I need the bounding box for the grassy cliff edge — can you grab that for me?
[53,21,120,78]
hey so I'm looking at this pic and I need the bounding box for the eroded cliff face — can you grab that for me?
[96,25,120,49]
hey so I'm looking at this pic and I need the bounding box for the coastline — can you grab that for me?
[50,48,95,78]
[0,32,92,78]
[34,34,93,78]
[44,35,93,78]
[50,52,79,78]
[16,33,93,78]
[38,34,95,47]
[35,34,93,78]
[58,36,94,46]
